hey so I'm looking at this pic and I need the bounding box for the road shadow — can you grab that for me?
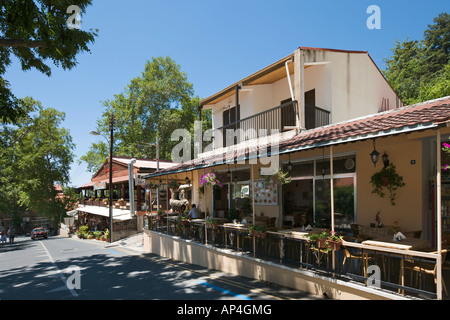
[0,238,319,300]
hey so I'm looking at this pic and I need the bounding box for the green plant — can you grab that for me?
[305,230,343,252]
[104,228,110,240]
[168,179,181,189]
[370,163,406,206]
[263,168,291,186]
[93,231,103,239]
[248,224,266,236]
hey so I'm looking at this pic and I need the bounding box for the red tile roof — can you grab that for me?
[146,96,450,177]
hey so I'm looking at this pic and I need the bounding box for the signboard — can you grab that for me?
[135,173,147,186]
[253,180,278,205]
[93,182,106,190]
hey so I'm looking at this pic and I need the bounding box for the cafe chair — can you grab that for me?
[341,237,376,275]
[407,249,448,296]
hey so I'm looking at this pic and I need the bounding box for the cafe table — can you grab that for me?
[361,236,431,294]
[278,227,327,239]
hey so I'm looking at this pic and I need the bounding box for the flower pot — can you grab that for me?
[381,177,390,186]
[207,223,219,230]
[316,238,342,251]
[252,230,267,239]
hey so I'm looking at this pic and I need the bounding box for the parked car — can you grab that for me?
[31,227,48,240]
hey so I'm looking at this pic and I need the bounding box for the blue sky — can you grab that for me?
[5,0,449,187]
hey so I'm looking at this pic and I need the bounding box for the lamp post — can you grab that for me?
[90,113,115,243]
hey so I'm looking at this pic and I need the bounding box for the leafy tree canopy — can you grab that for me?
[0,0,98,124]
[383,12,450,105]
[0,97,76,228]
[80,56,211,173]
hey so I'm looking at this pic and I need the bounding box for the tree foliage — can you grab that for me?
[0,97,76,228]
[0,0,98,124]
[80,56,211,173]
[383,12,450,105]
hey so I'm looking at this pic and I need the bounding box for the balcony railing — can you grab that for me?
[305,104,330,130]
[211,101,331,149]
[213,100,298,148]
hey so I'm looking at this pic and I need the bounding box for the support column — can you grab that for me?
[436,129,443,300]
[294,48,305,130]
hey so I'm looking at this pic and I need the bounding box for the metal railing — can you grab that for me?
[148,219,445,299]
[213,100,298,147]
[305,104,330,130]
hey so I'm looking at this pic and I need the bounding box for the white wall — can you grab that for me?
[207,49,401,133]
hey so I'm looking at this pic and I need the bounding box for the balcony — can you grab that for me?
[211,101,330,149]
[305,104,330,130]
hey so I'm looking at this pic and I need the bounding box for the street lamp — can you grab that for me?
[90,114,115,243]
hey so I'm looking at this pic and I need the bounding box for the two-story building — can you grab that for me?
[143,46,450,299]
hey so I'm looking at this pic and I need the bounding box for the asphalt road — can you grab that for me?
[0,235,322,303]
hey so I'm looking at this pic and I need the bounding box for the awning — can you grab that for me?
[145,96,450,178]
[74,205,133,221]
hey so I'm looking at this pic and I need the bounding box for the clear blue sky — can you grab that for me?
[5,0,449,188]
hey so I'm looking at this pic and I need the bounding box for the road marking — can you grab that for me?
[198,281,252,300]
[116,247,290,300]
[39,241,78,297]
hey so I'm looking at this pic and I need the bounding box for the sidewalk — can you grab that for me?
[69,232,145,253]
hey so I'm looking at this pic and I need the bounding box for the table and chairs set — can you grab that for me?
[147,212,447,298]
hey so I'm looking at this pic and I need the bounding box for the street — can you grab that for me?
[0,235,321,302]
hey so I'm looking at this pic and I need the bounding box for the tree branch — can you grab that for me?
[0,39,47,48]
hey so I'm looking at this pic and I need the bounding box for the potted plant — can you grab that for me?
[305,230,343,252]
[104,229,110,242]
[206,217,219,229]
[263,168,291,187]
[370,163,406,206]
[117,198,125,206]
[248,224,267,239]
[156,209,163,220]
[93,231,103,240]
[168,179,181,190]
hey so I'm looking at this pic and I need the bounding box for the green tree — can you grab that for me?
[80,56,209,173]
[383,12,450,105]
[0,97,75,230]
[0,0,98,124]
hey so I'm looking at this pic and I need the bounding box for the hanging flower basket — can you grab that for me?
[168,179,181,190]
[200,171,224,188]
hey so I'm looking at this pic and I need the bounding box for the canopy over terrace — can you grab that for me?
[146,96,450,178]
[69,205,133,222]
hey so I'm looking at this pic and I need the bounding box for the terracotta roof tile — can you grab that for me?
[147,97,450,177]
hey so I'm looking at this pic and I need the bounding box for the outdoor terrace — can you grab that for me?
[147,214,449,300]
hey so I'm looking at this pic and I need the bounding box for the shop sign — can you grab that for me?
[94,182,106,190]
[135,173,147,186]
